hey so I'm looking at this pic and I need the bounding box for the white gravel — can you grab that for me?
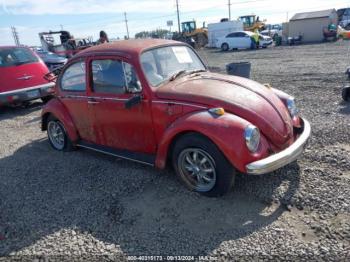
[0,41,349,261]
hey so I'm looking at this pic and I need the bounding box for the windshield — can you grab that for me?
[140,45,206,87]
[0,47,38,67]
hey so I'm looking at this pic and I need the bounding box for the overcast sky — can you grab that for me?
[0,0,349,46]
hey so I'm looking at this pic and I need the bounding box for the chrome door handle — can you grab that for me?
[88,101,100,104]
[88,98,100,104]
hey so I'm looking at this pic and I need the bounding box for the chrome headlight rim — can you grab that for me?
[244,125,261,153]
[286,97,298,117]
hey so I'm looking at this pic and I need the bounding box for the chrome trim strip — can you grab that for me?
[0,82,55,95]
[90,97,129,102]
[60,95,129,102]
[152,100,207,109]
[246,118,311,175]
[76,144,154,166]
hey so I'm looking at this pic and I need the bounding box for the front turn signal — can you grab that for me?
[209,107,225,116]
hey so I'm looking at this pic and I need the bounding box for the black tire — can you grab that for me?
[342,87,350,102]
[172,133,236,197]
[47,115,75,151]
[221,43,229,52]
[41,96,53,104]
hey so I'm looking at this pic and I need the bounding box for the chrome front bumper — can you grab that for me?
[246,118,311,175]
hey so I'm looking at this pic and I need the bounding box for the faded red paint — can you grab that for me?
[42,39,302,173]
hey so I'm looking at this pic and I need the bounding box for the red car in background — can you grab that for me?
[41,39,311,197]
[0,46,55,106]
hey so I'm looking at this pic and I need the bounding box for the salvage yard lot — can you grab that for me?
[0,41,349,261]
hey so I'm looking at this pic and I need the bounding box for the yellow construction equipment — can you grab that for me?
[238,15,265,32]
[180,21,208,48]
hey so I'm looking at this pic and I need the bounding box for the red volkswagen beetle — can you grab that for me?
[41,39,310,196]
[0,46,54,106]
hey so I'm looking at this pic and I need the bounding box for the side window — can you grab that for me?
[227,33,236,38]
[92,60,125,94]
[61,61,86,91]
[236,32,246,37]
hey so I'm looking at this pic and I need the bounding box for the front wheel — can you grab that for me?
[172,133,236,197]
[47,116,74,151]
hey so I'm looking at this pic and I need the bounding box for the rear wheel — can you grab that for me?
[47,116,74,151]
[172,133,235,197]
[221,43,229,51]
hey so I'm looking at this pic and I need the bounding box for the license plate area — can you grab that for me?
[27,89,40,98]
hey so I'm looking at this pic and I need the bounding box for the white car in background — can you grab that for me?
[216,31,272,51]
[258,34,273,48]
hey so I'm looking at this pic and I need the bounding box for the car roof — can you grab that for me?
[75,39,186,58]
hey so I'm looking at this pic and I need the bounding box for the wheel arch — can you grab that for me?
[41,98,79,142]
[155,111,270,173]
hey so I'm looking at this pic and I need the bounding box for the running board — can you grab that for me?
[77,141,155,166]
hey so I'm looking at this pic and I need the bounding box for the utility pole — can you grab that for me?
[124,12,130,39]
[228,0,231,20]
[11,26,20,46]
[176,0,181,33]
[60,24,64,30]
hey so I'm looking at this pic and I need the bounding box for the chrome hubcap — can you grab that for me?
[178,148,216,192]
[48,121,65,150]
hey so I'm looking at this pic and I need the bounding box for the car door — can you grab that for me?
[59,59,97,143]
[87,56,156,154]
[226,33,237,48]
[234,32,247,48]
[242,32,253,48]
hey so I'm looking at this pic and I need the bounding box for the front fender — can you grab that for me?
[41,98,79,142]
[155,111,270,173]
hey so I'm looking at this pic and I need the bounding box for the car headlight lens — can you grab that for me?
[244,125,260,152]
[287,97,298,117]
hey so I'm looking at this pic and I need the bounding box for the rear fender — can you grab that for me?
[155,111,270,173]
[41,98,79,142]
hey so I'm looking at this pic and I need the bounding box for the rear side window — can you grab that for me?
[227,33,237,38]
[61,62,86,91]
[236,32,246,37]
[91,60,126,94]
[0,48,38,67]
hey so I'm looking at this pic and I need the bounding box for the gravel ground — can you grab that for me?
[0,41,350,261]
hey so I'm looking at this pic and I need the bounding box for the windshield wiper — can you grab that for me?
[169,70,187,81]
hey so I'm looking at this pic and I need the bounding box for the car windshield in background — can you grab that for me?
[140,45,206,87]
[0,48,38,67]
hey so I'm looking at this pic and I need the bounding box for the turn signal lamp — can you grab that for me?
[209,107,225,116]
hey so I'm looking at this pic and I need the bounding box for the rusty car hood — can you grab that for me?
[156,72,293,147]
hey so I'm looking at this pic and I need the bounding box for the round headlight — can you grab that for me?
[244,125,260,153]
[287,97,298,117]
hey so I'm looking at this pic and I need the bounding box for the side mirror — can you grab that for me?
[125,95,142,109]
